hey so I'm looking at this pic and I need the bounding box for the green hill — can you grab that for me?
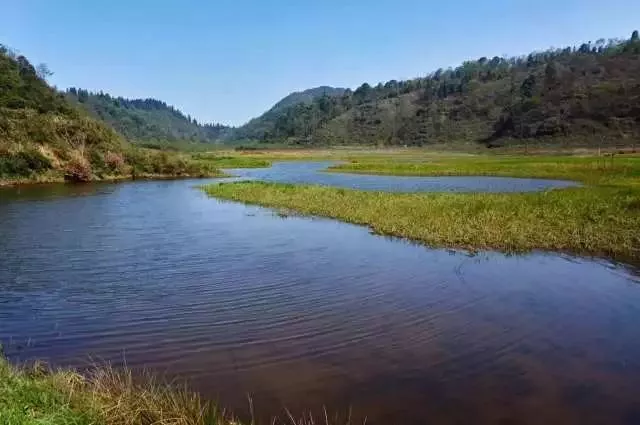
[235,31,640,147]
[66,89,231,144]
[0,45,221,184]
[233,86,347,141]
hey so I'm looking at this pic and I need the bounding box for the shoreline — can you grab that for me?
[0,171,228,188]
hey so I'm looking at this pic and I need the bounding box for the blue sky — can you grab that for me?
[3,0,639,125]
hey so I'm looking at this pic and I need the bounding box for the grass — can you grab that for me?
[0,356,225,425]
[330,154,640,187]
[190,153,271,169]
[0,356,356,425]
[203,153,640,262]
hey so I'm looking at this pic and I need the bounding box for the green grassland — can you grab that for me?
[203,152,640,262]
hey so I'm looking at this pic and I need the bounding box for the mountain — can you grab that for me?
[235,31,640,147]
[66,89,232,144]
[233,86,347,141]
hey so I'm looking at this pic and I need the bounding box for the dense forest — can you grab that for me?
[233,86,346,140]
[66,89,231,144]
[235,31,640,147]
[0,46,220,182]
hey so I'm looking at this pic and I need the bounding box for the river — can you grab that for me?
[0,164,638,425]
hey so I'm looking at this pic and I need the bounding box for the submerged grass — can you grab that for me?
[0,357,356,425]
[203,153,640,261]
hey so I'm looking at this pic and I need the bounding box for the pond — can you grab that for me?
[0,171,638,425]
[225,161,579,192]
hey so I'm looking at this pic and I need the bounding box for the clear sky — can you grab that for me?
[3,0,639,126]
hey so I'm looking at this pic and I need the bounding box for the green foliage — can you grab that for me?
[0,149,52,177]
[0,359,100,425]
[66,89,231,144]
[232,31,640,147]
[0,45,71,115]
[0,46,225,183]
[124,149,225,178]
[233,86,347,141]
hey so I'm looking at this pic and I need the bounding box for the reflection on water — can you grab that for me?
[225,161,580,192]
[1,176,638,425]
[0,181,117,202]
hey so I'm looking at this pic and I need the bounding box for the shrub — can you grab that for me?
[0,149,52,177]
[105,151,126,173]
[64,153,92,182]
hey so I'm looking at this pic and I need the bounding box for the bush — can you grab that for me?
[64,153,92,182]
[0,149,52,177]
[105,151,126,173]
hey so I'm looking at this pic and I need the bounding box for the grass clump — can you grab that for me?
[0,356,355,425]
[203,154,640,261]
[0,358,100,425]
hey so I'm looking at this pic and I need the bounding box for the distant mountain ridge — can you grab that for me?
[66,89,232,144]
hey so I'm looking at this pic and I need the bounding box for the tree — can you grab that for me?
[544,62,558,91]
[520,74,536,98]
[36,63,53,81]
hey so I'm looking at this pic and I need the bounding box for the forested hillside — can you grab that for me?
[0,44,129,181]
[0,46,221,183]
[233,86,346,140]
[66,89,231,144]
[235,31,640,147]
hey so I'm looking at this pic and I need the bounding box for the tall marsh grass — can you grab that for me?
[0,357,356,425]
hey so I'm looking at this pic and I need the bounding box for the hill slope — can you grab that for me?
[269,86,347,112]
[0,45,129,182]
[66,89,231,144]
[236,32,640,147]
[0,46,221,183]
[233,86,347,141]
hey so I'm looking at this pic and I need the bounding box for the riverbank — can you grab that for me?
[0,153,275,187]
[0,171,227,187]
[1,356,349,425]
[203,154,640,262]
[0,356,237,425]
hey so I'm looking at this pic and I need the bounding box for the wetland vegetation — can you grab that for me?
[0,356,305,425]
[205,152,640,261]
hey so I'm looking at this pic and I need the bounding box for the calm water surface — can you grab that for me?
[0,170,638,425]
[226,161,579,192]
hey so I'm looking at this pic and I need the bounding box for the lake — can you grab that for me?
[0,168,638,425]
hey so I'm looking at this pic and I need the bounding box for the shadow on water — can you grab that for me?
[0,170,637,425]
[0,181,117,202]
